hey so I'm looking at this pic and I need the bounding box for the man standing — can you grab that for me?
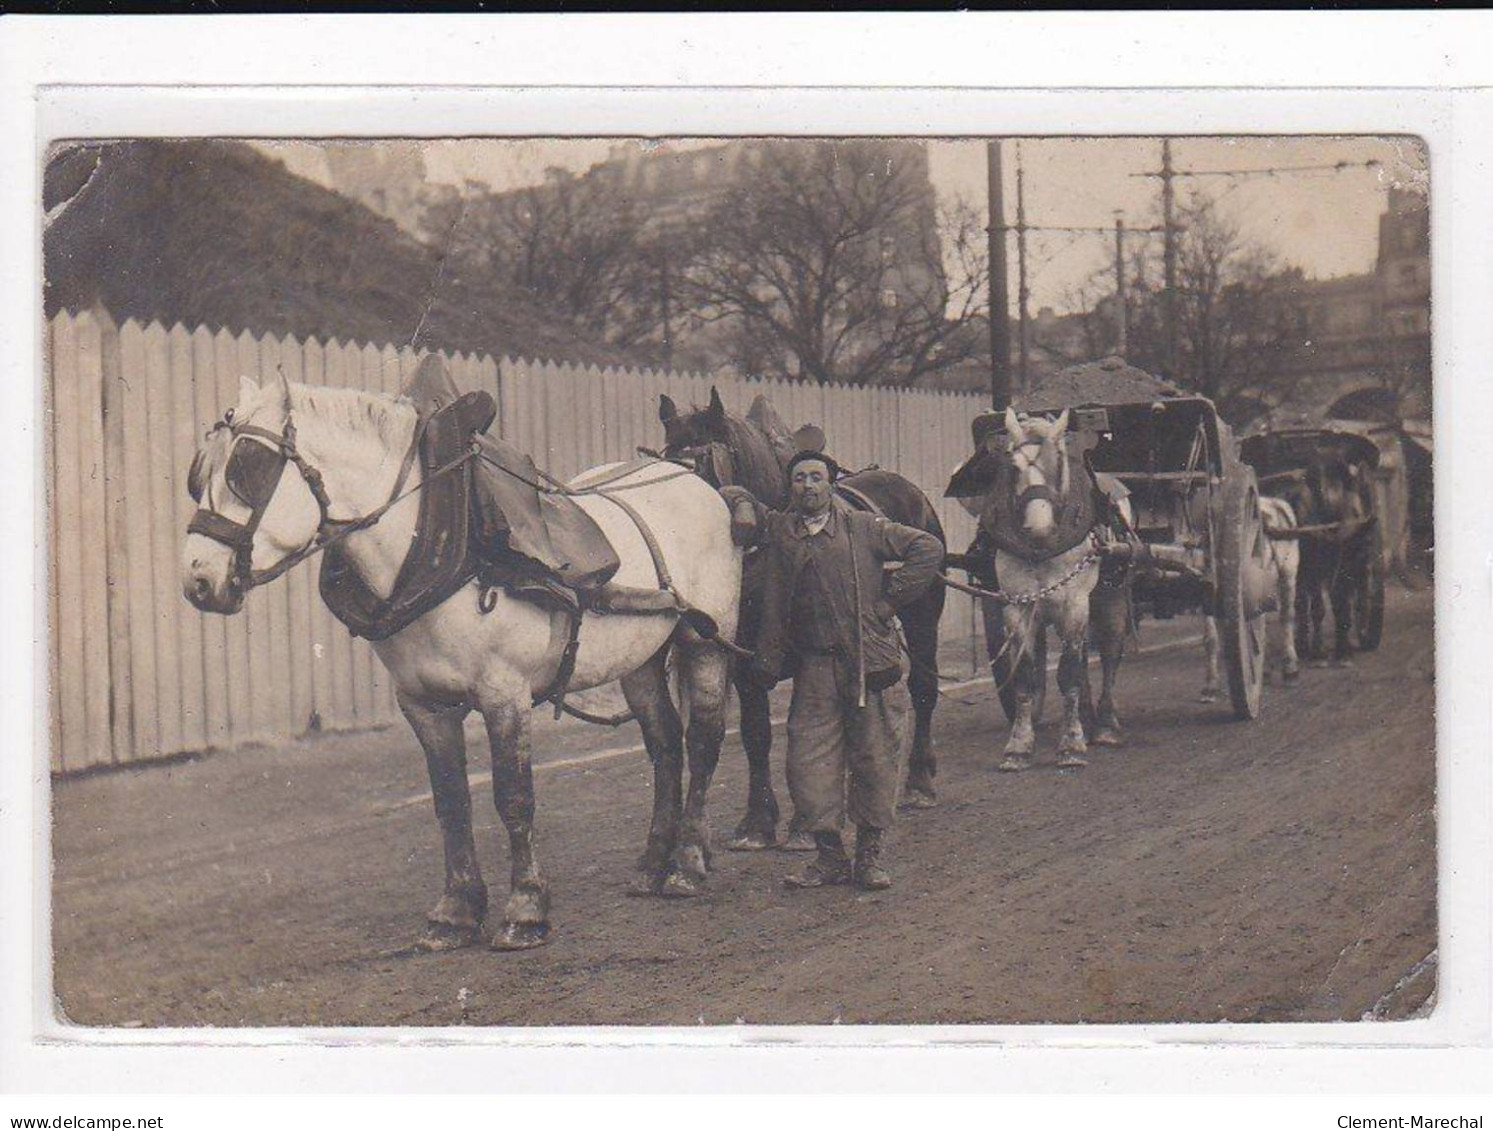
[722,451,943,890]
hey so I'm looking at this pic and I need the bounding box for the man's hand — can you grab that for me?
[873,597,897,625]
[730,497,760,547]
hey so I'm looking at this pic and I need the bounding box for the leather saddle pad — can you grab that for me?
[401,352,617,592]
[469,435,620,591]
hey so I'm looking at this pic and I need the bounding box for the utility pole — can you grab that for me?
[1161,138,1178,383]
[1134,144,1380,386]
[1114,214,1128,359]
[1015,150,1031,395]
[986,139,1012,411]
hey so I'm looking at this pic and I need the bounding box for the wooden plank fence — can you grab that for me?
[44,308,988,773]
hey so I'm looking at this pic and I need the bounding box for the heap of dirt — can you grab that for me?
[1014,356,1186,411]
[43,140,640,368]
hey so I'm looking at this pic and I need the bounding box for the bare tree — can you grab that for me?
[422,168,674,352]
[1168,193,1295,410]
[681,141,988,386]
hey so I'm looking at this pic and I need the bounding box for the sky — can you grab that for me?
[259,135,1426,315]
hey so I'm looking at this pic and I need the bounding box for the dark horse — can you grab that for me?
[660,388,947,849]
[1271,452,1375,666]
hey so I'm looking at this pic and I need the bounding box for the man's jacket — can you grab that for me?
[720,487,943,706]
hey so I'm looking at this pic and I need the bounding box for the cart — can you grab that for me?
[949,376,1277,723]
[1239,420,1386,653]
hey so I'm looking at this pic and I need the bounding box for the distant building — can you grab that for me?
[1262,186,1431,421]
[318,141,458,241]
[930,186,1433,424]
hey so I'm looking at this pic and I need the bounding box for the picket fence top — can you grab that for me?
[53,306,987,402]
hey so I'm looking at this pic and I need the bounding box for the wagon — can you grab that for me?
[1239,419,1388,653]
[947,363,1277,722]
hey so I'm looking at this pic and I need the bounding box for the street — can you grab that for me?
[51,588,1435,1027]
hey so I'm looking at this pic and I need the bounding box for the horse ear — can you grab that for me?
[707,386,726,421]
[276,365,293,413]
[238,374,260,407]
[1003,407,1024,447]
[1052,409,1070,437]
[659,394,678,424]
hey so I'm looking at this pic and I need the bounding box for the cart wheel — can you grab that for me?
[1355,528,1387,652]
[986,603,1047,725]
[1217,473,1270,720]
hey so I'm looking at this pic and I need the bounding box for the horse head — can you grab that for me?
[997,407,1072,543]
[1310,453,1373,545]
[660,386,792,508]
[181,371,327,614]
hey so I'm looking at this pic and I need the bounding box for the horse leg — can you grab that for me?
[1330,561,1356,667]
[1200,616,1224,702]
[664,643,730,898]
[1076,640,1097,734]
[728,676,780,851]
[1308,575,1329,665]
[398,693,487,951]
[899,591,943,809]
[998,609,1037,773]
[1293,572,1312,662]
[1052,590,1090,768]
[619,646,685,895]
[1089,583,1127,746]
[476,676,551,951]
[1054,635,1089,768]
[1278,554,1301,682]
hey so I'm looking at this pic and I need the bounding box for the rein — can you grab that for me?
[479,449,698,497]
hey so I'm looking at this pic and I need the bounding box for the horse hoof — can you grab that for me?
[778,829,817,853]
[1092,728,1123,748]
[1282,668,1301,684]
[627,871,667,898]
[1056,753,1089,769]
[728,830,776,852]
[1198,689,1221,703]
[674,845,709,879]
[660,870,708,899]
[900,787,938,811]
[491,921,551,951]
[997,756,1031,773]
[415,921,483,953]
[1331,658,1355,670]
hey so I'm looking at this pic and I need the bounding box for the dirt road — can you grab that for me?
[51,589,1435,1027]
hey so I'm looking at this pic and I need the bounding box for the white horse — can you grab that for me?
[182,373,741,951]
[990,408,1106,772]
[1202,494,1300,698]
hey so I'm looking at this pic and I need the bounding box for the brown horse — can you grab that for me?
[660,388,947,848]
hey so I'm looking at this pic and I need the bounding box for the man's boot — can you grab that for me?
[783,831,852,889]
[853,826,892,890]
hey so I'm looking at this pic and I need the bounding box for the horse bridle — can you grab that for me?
[187,407,424,592]
[1008,437,1068,517]
[670,440,735,490]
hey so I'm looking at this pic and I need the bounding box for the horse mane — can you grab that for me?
[288,382,416,452]
[722,409,792,507]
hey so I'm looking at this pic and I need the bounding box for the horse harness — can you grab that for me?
[190,405,717,719]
